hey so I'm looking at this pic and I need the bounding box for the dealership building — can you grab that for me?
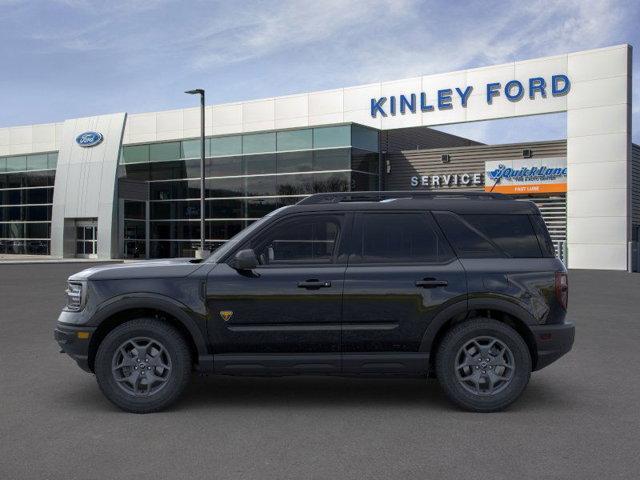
[0,44,637,271]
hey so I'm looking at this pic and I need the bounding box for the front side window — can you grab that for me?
[354,212,453,264]
[250,215,341,265]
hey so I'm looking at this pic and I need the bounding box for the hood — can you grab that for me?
[68,258,205,281]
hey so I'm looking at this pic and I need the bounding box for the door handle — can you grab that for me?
[297,279,332,289]
[415,278,448,288]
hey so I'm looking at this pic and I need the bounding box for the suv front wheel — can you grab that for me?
[95,318,192,413]
[436,318,531,412]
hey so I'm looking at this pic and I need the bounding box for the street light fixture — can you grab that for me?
[185,88,207,259]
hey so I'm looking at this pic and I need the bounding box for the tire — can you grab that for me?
[95,318,192,413]
[435,318,531,412]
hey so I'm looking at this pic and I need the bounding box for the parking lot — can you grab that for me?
[1,263,639,479]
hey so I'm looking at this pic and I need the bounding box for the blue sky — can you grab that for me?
[0,0,638,144]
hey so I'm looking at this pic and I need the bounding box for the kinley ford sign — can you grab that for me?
[370,74,570,117]
[409,157,567,194]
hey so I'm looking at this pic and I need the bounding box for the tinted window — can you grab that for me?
[207,156,243,177]
[313,149,350,171]
[313,126,350,148]
[433,212,501,258]
[251,215,341,265]
[150,142,181,162]
[434,211,543,258]
[211,136,242,157]
[461,214,542,258]
[243,133,276,154]
[355,212,453,263]
[277,129,312,151]
[122,145,149,164]
[529,214,556,258]
[277,151,313,173]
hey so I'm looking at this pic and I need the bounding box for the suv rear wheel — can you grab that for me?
[436,318,531,412]
[95,318,192,413]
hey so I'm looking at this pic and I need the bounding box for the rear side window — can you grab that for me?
[461,214,542,258]
[353,212,453,263]
[529,214,556,258]
[433,212,502,258]
[434,212,544,258]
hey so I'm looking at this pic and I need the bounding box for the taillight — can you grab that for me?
[555,272,568,310]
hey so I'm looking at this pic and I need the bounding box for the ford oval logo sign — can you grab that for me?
[76,131,103,148]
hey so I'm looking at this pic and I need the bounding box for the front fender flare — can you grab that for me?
[90,293,209,357]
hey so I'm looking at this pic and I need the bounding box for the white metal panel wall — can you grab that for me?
[50,113,126,259]
[566,45,632,270]
[0,121,63,156]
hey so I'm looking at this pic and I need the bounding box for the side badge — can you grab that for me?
[219,310,233,322]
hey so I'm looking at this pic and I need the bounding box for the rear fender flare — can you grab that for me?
[419,297,536,353]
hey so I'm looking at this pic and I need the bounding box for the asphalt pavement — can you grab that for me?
[0,263,638,479]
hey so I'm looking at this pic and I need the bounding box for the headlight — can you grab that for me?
[65,282,86,311]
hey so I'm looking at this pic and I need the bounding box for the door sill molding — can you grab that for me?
[210,352,429,376]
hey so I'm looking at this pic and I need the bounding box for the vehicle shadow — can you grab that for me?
[56,373,577,414]
[177,374,576,413]
[179,375,450,411]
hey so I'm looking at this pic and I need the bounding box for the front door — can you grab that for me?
[75,221,98,259]
[341,211,467,374]
[206,212,348,373]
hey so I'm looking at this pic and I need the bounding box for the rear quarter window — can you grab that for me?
[529,214,556,258]
[434,212,544,258]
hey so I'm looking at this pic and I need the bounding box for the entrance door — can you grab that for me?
[206,212,348,374]
[75,221,98,258]
[341,211,467,374]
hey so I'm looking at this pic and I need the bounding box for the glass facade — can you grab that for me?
[0,152,57,255]
[119,124,380,258]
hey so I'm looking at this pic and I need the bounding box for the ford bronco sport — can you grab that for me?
[55,191,574,413]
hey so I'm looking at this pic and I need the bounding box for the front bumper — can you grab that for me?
[54,323,96,373]
[530,321,575,371]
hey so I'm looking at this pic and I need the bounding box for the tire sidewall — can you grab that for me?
[95,320,191,413]
[436,320,531,412]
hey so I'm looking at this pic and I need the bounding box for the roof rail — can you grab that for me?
[297,191,509,205]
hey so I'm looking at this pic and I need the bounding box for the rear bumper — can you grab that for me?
[54,323,96,373]
[531,321,575,371]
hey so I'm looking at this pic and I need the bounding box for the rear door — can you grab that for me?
[341,211,467,374]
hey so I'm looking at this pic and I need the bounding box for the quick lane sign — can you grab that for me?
[485,157,567,194]
[370,74,570,117]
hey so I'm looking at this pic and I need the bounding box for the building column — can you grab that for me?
[566,44,632,270]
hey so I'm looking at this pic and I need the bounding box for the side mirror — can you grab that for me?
[231,249,258,271]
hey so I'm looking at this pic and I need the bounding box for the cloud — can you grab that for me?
[1,0,637,141]
[188,0,417,70]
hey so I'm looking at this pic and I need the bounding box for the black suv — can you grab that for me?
[55,192,574,413]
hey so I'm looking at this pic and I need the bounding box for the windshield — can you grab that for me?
[206,206,291,263]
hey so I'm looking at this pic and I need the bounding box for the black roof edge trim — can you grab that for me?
[297,191,509,205]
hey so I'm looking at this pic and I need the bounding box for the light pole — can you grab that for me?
[185,88,207,259]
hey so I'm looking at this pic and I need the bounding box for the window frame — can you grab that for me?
[347,210,456,266]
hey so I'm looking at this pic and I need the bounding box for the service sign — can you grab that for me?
[484,157,567,194]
